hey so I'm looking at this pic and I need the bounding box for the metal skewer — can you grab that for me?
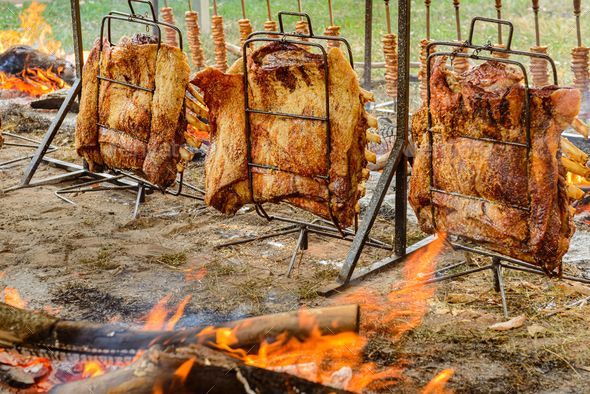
[425,0,431,40]
[451,0,470,73]
[530,0,549,87]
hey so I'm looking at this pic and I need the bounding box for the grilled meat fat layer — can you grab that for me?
[75,34,189,188]
[410,58,580,273]
[193,42,373,228]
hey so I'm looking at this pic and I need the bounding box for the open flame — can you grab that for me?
[0,66,68,97]
[194,234,449,392]
[568,172,590,187]
[143,294,192,331]
[0,2,68,97]
[0,2,63,56]
[422,369,455,394]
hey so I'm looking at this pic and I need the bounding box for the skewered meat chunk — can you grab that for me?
[192,42,373,228]
[75,34,190,187]
[410,58,581,273]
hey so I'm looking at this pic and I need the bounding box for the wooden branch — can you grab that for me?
[0,303,359,356]
[561,137,589,164]
[51,345,353,394]
[186,109,210,133]
[571,117,589,139]
[185,95,208,119]
[562,156,590,178]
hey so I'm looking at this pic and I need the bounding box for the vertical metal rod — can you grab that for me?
[70,0,84,77]
[152,0,160,35]
[385,0,391,34]
[492,258,509,318]
[328,0,334,26]
[532,0,540,46]
[287,227,306,277]
[453,0,461,41]
[394,0,410,256]
[266,0,272,20]
[241,0,246,19]
[213,0,218,16]
[496,0,503,45]
[363,0,373,89]
[575,0,582,47]
[425,0,431,40]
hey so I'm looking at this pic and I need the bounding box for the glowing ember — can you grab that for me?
[2,287,27,308]
[0,66,68,97]
[422,369,455,394]
[0,2,63,56]
[81,360,106,379]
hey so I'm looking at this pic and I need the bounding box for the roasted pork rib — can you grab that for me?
[410,58,581,273]
[192,42,373,228]
[75,34,189,188]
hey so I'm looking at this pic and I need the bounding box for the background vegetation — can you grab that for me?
[0,0,585,84]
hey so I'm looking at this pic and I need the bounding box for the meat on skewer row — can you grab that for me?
[323,0,341,48]
[572,0,589,119]
[239,0,253,47]
[530,0,550,87]
[211,0,228,72]
[185,1,206,69]
[160,0,179,47]
[382,0,398,98]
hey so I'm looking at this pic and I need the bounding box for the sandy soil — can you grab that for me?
[1,121,590,393]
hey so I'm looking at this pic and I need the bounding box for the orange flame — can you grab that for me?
[2,287,27,308]
[568,172,590,187]
[197,234,448,392]
[422,369,454,394]
[143,295,192,331]
[0,66,68,97]
[173,358,195,384]
[184,266,207,281]
[0,2,63,55]
[81,361,106,379]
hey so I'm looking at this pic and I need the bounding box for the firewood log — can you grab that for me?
[562,156,590,178]
[50,345,353,394]
[561,136,589,164]
[0,303,359,356]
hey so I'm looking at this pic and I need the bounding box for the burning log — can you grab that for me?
[0,303,359,357]
[0,45,75,84]
[50,344,353,394]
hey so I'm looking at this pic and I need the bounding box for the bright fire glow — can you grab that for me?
[0,2,63,56]
[0,66,68,97]
[143,294,192,331]
[568,172,590,186]
[81,361,106,379]
[2,287,27,308]
[197,234,448,392]
[174,358,195,384]
[422,369,455,394]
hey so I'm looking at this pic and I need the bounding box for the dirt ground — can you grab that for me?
[2,119,590,393]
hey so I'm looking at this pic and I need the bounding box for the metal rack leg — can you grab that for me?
[492,258,509,318]
[286,226,308,277]
[132,182,145,219]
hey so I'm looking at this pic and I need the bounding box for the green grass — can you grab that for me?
[0,0,582,84]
